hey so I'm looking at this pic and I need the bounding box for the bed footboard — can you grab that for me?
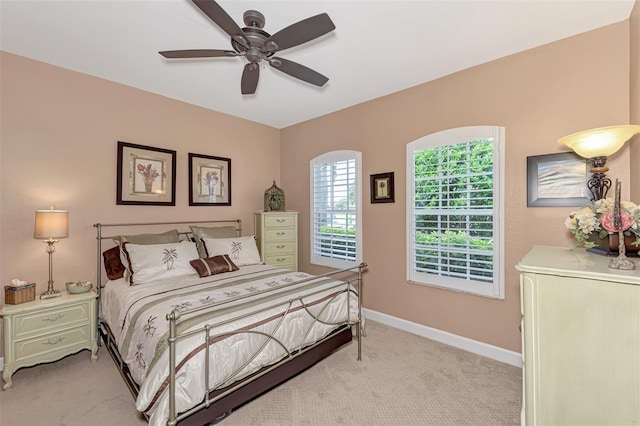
[166,262,366,426]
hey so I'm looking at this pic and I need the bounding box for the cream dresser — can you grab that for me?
[1,290,98,390]
[254,211,298,271]
[516,246,640,425]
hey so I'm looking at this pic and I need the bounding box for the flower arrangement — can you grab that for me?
[137,164,159,184]
[565,198,640,248]
[203,171,219,188]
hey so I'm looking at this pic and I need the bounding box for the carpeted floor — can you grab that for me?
[0,321,522,425]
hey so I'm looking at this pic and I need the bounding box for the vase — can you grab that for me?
[144,180,153,193]
[587,232,639,257]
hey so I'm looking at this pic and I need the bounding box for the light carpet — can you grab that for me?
[0,321,522,425]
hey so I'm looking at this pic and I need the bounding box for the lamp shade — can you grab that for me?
[34,208,69,239]
[558,125,640,158]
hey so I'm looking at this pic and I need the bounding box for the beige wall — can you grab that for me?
[0,53,280,302]
[281,22,631,353]
[631,1,640,201]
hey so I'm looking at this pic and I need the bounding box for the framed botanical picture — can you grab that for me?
[527,152,590,207]
[116,141,176,206]
[371,172,395,204]
[189,153,231,206]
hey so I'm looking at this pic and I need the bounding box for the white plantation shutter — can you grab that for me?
[310,151,362,269]
[407,126,504,299]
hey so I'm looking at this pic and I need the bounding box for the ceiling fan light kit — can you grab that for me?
[159,0,335,95]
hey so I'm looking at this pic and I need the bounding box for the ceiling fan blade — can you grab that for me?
[241,63,260,95]
[269,57,328,87]
[192,0,248,48]
[159,49,238,58]
[263,13,335,53]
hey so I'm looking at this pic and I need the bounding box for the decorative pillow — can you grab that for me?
[189,225,238,258]
[103,246,125,280]
[113,230,181,280]
[202,236,262,266]
[190,255,239,278]
[122,241,199,285]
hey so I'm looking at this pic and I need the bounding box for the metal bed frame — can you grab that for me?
[94,220,365,426]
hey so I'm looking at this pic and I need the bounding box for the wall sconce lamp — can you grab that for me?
[34,206,69,299]
[558,125,640,201]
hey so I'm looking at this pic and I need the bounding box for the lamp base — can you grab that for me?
[40,289,62,299]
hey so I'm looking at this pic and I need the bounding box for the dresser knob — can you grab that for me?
[277,245,285,249]
[276,219,285,223]
[276,232,285,236]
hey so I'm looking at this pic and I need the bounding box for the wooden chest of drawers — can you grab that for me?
[254,211,299,271]
[1,291,98,390]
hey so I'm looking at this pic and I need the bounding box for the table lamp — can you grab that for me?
[34,206,69,299]
[558,125,640,201]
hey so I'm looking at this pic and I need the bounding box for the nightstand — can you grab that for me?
[1,290,97,390]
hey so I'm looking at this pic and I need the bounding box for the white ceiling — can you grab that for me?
[1,0,635,129]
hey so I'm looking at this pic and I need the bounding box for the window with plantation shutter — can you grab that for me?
[406,126,505,299]
[310,150,362,269]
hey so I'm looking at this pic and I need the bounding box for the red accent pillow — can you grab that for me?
[103,246,125,280]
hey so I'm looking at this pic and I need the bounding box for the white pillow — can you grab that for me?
[202,236,262,266]
[122,241,199,285]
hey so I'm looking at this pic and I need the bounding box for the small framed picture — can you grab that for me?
[371,172,395,204]
[189,153,231,206]
[527,152,590,207]
[116,141,176,206]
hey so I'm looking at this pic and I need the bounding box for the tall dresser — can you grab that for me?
[516,246,640,426]
[254,211,298,271]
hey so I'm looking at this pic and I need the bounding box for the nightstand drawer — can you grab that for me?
[264,241,296,255]
[13,324,92,362]
[264,254,296,266]
[264,215,295,228]
[264,228,296,241]
[13,302,90,339]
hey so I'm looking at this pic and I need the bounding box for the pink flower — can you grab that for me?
[137,163,159,182]
[600,211,635,233]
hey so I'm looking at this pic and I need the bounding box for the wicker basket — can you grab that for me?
[4,283,36,304]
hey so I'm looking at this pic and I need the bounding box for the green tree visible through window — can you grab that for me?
[407,126,504,299]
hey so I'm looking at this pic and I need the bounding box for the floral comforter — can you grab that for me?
[101,264,360,426]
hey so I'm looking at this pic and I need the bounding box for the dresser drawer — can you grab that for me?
[264,228,296,241]
[264,241,296,255]
[13,301,90,340]
[13,324,92,363]
[264,254,296,267]
[264,215,296,228]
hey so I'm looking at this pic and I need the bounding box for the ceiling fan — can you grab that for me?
[160,0,336,95]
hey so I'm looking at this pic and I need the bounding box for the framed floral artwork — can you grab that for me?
[527,152,590,207]
[116,141,176,206]
[370,172,395,204]
[189,153,231,206]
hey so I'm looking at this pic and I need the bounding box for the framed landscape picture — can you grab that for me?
[116,141,176,206]
[189,153,231,206]
[527,152,590,207]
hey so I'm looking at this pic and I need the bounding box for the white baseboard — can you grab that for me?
[363,308,523,368]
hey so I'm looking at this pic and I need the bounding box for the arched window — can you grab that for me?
[406,126,505,298]
[310,150,362,269]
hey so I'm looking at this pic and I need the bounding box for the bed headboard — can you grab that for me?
[93,219,242,297]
